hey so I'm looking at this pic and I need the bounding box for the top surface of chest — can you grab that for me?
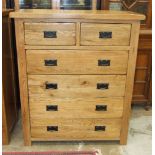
[10,9,145,20]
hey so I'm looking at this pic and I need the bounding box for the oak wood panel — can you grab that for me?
[29,98,124,119]
[26,50,128,74]
[22,18,140,24]
[81,23,131,46]
[24,23,76,46]
[28,75,126,98]
[10,10,145,20]
[25,45,131,50]
[15,19,31,146]
[76,22,80,46]
[120,22,140,144]
[31,118,121,140]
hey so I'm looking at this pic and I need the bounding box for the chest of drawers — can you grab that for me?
[10,10,144,145]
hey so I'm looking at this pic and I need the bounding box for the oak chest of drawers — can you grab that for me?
[10,10,144,145]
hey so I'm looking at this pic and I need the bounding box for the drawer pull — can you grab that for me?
[98,60,110,66]
[99,32,112,39]
[45,83,57,89]
[96,105,107,111]
[95,126,106,131]
[47,126,58,132]
[46,105,58,111]
[44,31,57,38]
[97,83,109,90]
[44,60,57,66]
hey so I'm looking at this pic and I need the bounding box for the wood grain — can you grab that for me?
[26,50,128,74]
[29,97,124,119]
[76,22,80,46]
[31,118,121,140]
[15,19,31,146]
[9,9,145,20]
[81,23,131,46]
[25,23,76,46]
[28,75,126,98]
[25,45,131,50]
[120,22,140,144]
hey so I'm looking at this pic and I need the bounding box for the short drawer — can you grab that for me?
[29,98,124,119]
[81,23,131,46]
[31,118,121,140]
[26,50,128,74]
[28,75,126,98]
[24,23,76,45]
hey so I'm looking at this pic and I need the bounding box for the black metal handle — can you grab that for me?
[97,83,109,90]
[44,31,57,38]
[98,60,110,66]
[46,105,58,111]
[99,32,112,39]
[45,83,57,89]
[44,60,57,66]
[96,105,107,111]
[47,126,58,132]
[95,126,106,131]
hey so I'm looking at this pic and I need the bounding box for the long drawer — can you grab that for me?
[28,75,126,98]
[81,23,131,46]
[26,50,128,74]
[31,118,121,140]
[24,23,76,45]
[29,98,124,119]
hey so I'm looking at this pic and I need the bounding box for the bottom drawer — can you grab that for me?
[31,118,121,140]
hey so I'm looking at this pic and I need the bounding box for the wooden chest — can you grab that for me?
[10,10,144,145]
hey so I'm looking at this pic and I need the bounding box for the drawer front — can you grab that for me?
[30,98,124,119]
[24,23,76,45]
[26,50,128,74]
[28,75,126,98]
[81,23,131,46]
[31,118,121,140]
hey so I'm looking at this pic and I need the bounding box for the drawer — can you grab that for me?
[26,50,128,74]
[28,75,126,98]
[81,23,131,46]
[30,98,124,119]
[24,23,76,45]
[31,118,121,140]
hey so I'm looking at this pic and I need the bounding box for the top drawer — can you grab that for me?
[81,23,131,46]
[24,23,76,46]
